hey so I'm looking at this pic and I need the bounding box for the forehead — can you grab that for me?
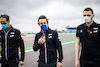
[83,11,92,15]
[0,18,6,21]
[39,19,47,23]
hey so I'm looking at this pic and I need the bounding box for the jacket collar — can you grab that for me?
[2,25,13,32]
[40,28,51,33]
[84,21,96,28]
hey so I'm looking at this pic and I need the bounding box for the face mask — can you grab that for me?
[41,24,47,31]
[84,16,92,23]
[2,24,9,30]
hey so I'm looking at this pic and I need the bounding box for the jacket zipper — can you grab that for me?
[44,34,47,64]
[3,28,12,60]
[42,33,47,64]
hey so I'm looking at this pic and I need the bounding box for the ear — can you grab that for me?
[38,24,40,26]
[8,20,10,24]
[92,14,95,18]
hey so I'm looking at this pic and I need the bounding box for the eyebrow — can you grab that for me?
[39,22,46,24]
[83,14,91,16]
[1,22,7,24]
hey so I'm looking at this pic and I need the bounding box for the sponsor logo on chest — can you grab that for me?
[93,27,98,33]
[48,33,52,39]
[10,32,15,37]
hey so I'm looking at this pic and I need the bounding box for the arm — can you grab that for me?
[33,34,42,51]
[75,38,80,67]
[16,30,25,65]
[54,32,63,67]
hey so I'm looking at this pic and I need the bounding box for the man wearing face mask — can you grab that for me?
[0,14,25,67]
[75,8,100,67]
[33,15,63,67]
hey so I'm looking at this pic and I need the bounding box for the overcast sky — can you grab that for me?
[0,0,100,33]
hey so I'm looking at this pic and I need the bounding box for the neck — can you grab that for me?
[6,25,11,31]
[86,20,93,27]
[41,30,46,33]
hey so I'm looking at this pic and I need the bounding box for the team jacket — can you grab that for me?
[76,21,100,60]
[33,28,63,63]
[0,26,25,62]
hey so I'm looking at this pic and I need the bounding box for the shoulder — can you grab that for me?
[35,32,42,37]
[48,29,58,35]
[49,29,56,32]
[11,27,21,34]
[36,31,41,35]
[94,23,100,32]
[94,22,100,27]
[77,23,84,29]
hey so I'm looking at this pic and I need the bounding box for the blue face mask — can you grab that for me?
[41,24,47,31]
[2,24,9,30]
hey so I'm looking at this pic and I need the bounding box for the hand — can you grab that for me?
[38,37,45,45]
[57,62,62,67]
[75,60,80,67]
[19,61,24,65]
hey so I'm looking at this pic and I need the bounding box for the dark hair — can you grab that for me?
[0,14,10,22]
[84,7,94,14]
[38,15,48,24]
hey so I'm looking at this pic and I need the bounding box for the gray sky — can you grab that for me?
[0,0,100,33]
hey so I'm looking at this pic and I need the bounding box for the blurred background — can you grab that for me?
[0,0,100,67]
[0,0,100,35]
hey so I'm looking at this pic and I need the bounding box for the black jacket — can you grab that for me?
[76,21,100,60]
[0,26,25,62]
[33,28,63,63]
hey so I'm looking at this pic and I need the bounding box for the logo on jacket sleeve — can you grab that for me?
[80,30,83,33]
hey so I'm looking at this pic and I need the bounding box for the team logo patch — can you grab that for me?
[48,33,52,39]
[93,27,98,30]
[80,30,83,33]
[10,35,14,37]
[48,33,52,36]
[48,36,52,38]
[10,32,15,34]
[93,27,98,33]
